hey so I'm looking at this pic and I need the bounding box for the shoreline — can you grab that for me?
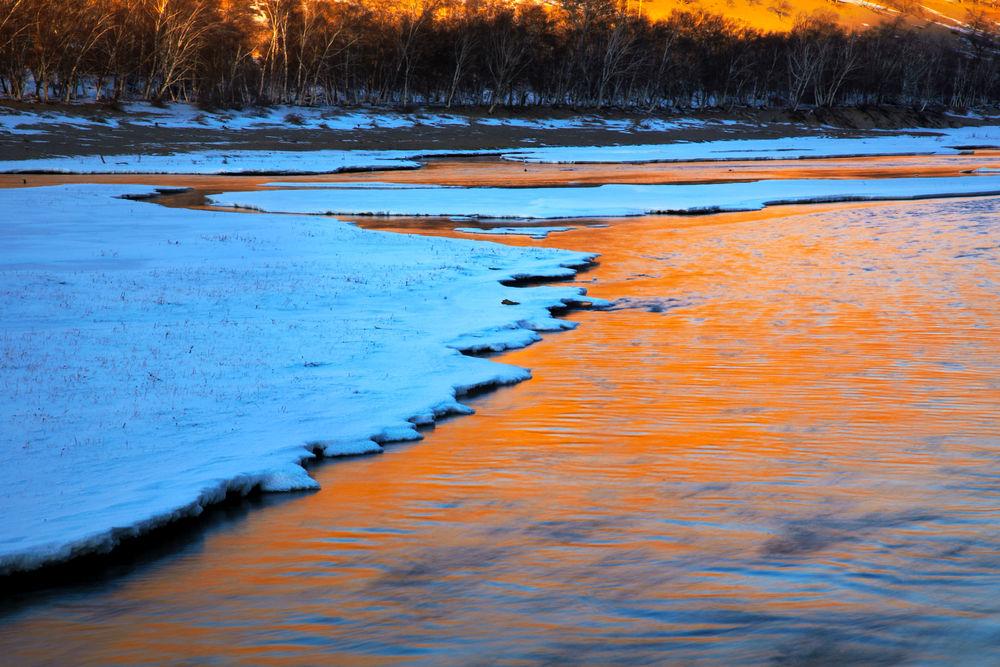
[0,282,598,595]
[0,183,601,580]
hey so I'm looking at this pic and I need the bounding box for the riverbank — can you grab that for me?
[2,101,998,162]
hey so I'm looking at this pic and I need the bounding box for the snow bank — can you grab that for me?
[0,184,596,574]
[208,175,1000,219]
[503,126,1000,164]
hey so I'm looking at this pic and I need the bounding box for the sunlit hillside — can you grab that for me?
[640,0,1000,32]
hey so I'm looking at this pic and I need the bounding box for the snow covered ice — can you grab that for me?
[0,184,597,574]
[209,175,1000,219]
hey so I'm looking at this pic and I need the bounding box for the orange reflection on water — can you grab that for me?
[0,151,997,193]
[1,193,998,664]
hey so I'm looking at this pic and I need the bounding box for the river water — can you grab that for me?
[1,178,999,664]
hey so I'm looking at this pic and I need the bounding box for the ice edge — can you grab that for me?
[0,253,598,578]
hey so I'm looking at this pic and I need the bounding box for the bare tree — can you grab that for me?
[597,4,639,107]
[144,0,215,101]
[0,0,28,98]
[58,1,116,102]
[0,0,996,110]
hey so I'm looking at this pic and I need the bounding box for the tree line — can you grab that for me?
[0,0,997,110]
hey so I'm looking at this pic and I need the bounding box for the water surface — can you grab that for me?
[1,190,998,664]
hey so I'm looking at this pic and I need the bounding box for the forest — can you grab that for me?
[0,0,998,111]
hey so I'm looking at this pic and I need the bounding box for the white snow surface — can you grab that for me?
[0,184,596,574]
[502,126,1000,163]
[208,175,1000,219]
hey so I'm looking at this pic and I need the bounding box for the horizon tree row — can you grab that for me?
[0,0,997,110]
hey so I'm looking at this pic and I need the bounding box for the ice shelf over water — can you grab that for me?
[0,184,597,574]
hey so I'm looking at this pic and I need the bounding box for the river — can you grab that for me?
[1,165,998,664]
